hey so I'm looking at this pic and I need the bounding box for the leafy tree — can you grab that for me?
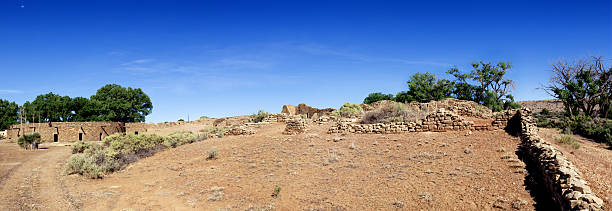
[448,61,516,111]
[23,92,74,122]
[363,92,394,104]
[0,99,19,130]
[545,56,611,118]
[90,84,153,122]
[404,72,453,103]
[394,91,409,103]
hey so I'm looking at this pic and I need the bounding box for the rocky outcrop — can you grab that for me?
[513,108,604,210]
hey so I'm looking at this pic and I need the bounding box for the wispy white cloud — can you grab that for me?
[0,89,23,94]
[295,43,450,67]
[121,59,155,66]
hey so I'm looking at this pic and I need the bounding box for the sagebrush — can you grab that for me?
[65,131,205,178]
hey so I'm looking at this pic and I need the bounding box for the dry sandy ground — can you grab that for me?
[0,122,548,210]
[539,128,612,209]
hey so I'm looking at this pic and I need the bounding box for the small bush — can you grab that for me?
[17,132,41,149]
[250,110,269,123]
[333,103,363,117]
[540,108,550,115]
[72,141,96,154]
[206,146,218,160]
[272,185,281,198]
[556,135,580,149]
[205,127,229,138]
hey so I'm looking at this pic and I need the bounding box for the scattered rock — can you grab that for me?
[333,137,344,142]
[464,148,471,154]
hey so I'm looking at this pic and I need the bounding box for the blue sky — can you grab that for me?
[1,0,610,123]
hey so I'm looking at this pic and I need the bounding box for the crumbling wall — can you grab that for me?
[511,108,604,210]
[283,118,308,135]
[328,108,474,134]
[281,103,335,118]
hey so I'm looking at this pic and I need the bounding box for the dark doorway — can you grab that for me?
[134,131,139,135]
[53,134,58,142]
[79,133,83,141]
[99,133,103,141]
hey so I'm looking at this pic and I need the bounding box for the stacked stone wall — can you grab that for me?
[224,125,255,136]
[328,108,474,134]
[6,122,131,142]
[283,118,308,135]
[512,108,604,210]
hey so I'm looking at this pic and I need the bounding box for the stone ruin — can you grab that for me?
[283,118,308,135]
[328,108,476,134]
[281,103,335,118]
[510,108,604,210]
[223,125,255,136]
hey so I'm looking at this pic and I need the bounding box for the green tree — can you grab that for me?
[448,61,517,111]
[0,99,19,130]
[24,92,74,122]
[404,72,453,103]
[545,57,611,117]
[90,84,153,122]
[363,92,394,104]
[394,91,409,103]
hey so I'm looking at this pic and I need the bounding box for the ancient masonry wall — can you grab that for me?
[328,108,479,134]
[283,118,308,135]
[512,108,604,210]
[6,122,148,142]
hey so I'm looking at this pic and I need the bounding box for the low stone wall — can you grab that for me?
[328,108,474,134]
[512,108,604,210]
[224,126,255,136]
[263,113,289,123]
[283,118,308,135]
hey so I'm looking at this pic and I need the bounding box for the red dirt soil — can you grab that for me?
[0,122,545,210]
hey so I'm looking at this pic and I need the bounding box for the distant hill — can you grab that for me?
[518,100,564,113]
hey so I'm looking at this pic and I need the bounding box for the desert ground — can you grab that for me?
[0,120,543,210]
[0,102,610,210]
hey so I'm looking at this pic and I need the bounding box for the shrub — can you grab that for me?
[17,132,41,149]
[556,135,580,149]
[206,146,218,160]
[250,110,269,123]
[333,103,363,117]
[72,141,97,154]
[272,185,281,198]
[540,108,550,115]
[205,127,229,138]
[66,131,206,178]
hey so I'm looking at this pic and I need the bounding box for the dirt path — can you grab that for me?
[0,145,79,210]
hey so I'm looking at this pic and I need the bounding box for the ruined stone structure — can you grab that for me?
[283,118,308,135]
[328,108,476,134]
[510,108,604,210]
[5,122,148,142]
[281,103,335,118]
[223,125,255,136]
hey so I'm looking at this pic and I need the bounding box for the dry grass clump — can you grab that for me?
[361,104,428,124]
[556,135,580,149]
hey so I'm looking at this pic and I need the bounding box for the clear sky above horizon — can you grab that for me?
[1,0,610,123]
